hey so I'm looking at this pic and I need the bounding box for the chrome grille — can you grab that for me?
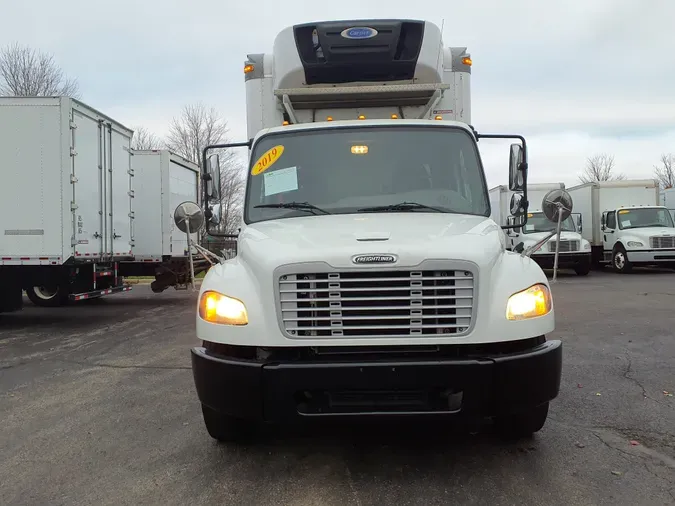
[278,269,474,338]
[549,240,579,252]
[650,236,675,249]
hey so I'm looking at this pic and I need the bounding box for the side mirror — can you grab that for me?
[209,202,222,225]
[508,143,526,192]
[205,154,221,201]
[509,193,525,217]
[575,213,582,233]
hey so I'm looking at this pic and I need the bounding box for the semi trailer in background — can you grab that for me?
[568,179,675,272]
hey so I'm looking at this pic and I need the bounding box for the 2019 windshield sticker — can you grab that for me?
[251,145,285,175]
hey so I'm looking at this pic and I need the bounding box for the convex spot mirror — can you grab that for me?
[174,201,205,234]
[508,143,526,192]
[542,189,574,223]
[206,154,221,200]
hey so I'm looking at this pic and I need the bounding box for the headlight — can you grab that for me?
[583,243,591,250]
[199,290,248,325]
[627,241,643,247]
[506,284,552,321]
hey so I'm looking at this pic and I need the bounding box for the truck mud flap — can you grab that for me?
[69,284,132,301]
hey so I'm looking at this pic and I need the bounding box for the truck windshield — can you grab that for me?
[244,125,490,223]
[522,212,575,234]
[617,207,675,229]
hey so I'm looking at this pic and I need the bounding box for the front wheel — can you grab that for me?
[494,402,549,439]
[201,404,254,443]
[25,285,69,307]
[612,245,632,273]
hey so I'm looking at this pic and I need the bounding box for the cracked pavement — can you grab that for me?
[1,269,674,505]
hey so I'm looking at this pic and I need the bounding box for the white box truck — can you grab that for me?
[0,97,134,311]
[568,179,675,272]
[489,183,591,275]
[190,19,562,442]
[118,149,209,292]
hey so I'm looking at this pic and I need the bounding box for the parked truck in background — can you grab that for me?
[490,183,591,275]
[568,179,675,272]
[118,149,210,293]
[0,98,207,314]
[190,19,563,442]
[0,97,134,311]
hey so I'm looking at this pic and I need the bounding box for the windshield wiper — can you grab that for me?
[254,201,331,215]
[357,201,445,213]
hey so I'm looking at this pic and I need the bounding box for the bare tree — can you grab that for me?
[653,153,675,189]
[131,126,163,150]
[165,103,246,237]
[578,153,626,184]
[0,43,80,98]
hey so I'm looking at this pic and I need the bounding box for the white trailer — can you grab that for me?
[0,97,134,311]
[568,179,675,272]
[191,19,562,442]
[118,149,209,292]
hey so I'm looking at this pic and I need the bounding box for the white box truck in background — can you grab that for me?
[490,183,591,275]
[118,149,209,292]
[568,179,675,272]
[191,19,563,442]
[0,97,134,311]
[0,99,208,314]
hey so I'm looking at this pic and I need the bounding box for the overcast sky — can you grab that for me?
[2,0,673,190]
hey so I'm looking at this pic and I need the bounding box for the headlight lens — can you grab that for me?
[506,284,552,321]
[583,242,591,250]
[627,241,643,247]
[199,291,248,325]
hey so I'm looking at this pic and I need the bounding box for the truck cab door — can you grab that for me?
[602,211,617,261]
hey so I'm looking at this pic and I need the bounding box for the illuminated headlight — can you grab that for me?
[627,241,643,247]
[583,243,591,250]
[199,291,248,325]
[506,284,552,321]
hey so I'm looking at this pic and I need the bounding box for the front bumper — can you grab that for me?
[191,339,562,422]
[626,249,675,263]
[531,252,591,269]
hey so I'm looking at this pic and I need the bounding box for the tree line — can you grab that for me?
[0,42,244,236]
[578,152,675,189]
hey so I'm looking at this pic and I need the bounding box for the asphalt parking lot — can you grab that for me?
[1,269,674,506]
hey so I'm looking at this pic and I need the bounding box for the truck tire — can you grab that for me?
[25,285,69,307]
[494,402,549,439]
[612,245,632,273]
[574,263,591,276]
[201,404,253,443]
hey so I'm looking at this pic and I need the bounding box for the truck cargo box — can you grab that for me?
[0,97,134,265]
[130,150,200,260]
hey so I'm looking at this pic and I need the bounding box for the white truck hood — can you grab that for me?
[234,213,502,271]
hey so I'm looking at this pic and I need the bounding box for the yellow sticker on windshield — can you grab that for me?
[618,210,630,214]
[251,145,285,175]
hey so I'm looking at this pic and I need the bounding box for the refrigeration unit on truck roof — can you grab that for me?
[244,18,472,138]
[0,96,134,266]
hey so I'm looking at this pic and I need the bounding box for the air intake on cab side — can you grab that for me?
[292,19,425,85]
